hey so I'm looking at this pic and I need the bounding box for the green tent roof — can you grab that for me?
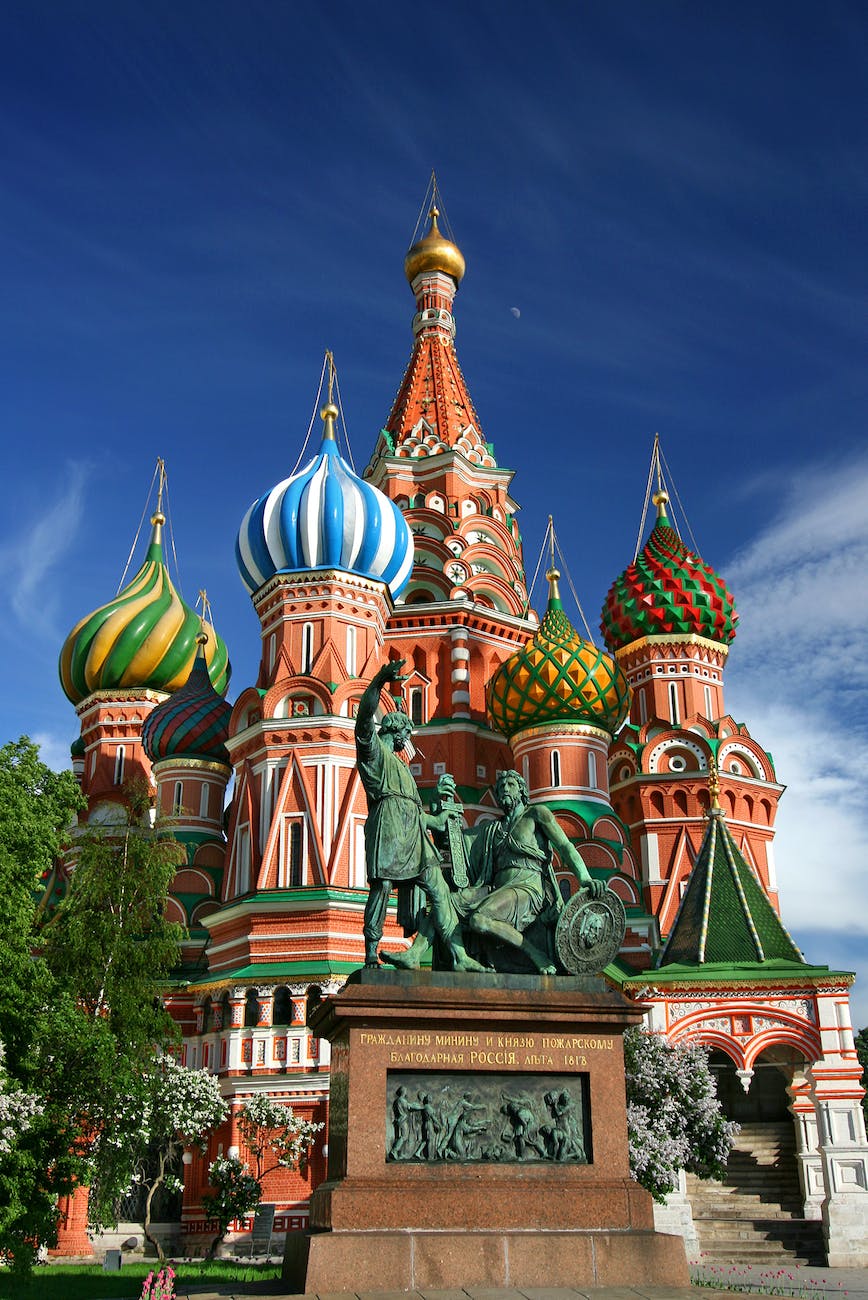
[659,808,803,968]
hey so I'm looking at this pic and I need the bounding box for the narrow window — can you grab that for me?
[172,781,184,816]
[704,684,713,719]
[268,632,276,671]
[638,687,648,725]
[244,989,261,1028]
[668,681,680,725]
[346,625,357,677]
[409,687,423,725]
[587,751,597,790]
[551,750,561,788]
[199,782,210,819]
[289,821,303,887]
[522,755,530,786]
[113,745,125,786]
[301,622,314,674]
[237,827,251,894]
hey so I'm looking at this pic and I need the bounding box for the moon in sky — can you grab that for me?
[510,306,521,318]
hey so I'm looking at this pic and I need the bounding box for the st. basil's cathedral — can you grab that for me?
[55,198,867,1267]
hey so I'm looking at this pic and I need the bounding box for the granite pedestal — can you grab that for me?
[283,969,688,1292]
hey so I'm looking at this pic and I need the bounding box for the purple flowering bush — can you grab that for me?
[624,1027,738,1202]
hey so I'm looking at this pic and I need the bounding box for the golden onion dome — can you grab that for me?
[487,570,631,740]
[404,206,465,286]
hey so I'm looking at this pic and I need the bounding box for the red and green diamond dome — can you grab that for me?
[142,635,232,766]
[59,512,231,705]
[601,492,738,652]
[487,572,630,739]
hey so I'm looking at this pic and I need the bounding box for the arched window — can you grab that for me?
[113,745,126,786]
[587,751,597,790]
[409,687,423,726]
[273,987,292,1026]
[668,681,680,725]
[199,783,211,819]
[289,821,303,887]
[301,622,314,674]
[244,989,261,1028]
[200,996,212,1035]
[172,781,184,816]
[703,684,714,719]
[522,755,530,786]
[638,688,648,725]
[268,633,276,672]
[551,750,561,788]
[346,625,357,677]
[219,990,231,1030]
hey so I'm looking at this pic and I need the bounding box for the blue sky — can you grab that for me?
[1,3,866,1023]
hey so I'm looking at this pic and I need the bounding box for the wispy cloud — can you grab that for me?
[723,455,868,1023]
[0,462,90,636]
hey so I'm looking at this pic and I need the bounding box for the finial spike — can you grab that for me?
[150,458,167,531]
[708,760,722,815]
[326,349,335,404]
[320,357,339,440]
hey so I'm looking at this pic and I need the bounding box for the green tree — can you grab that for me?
[40,778,187,1226]
[0,737,85,1272]
[624,1026,738,1203]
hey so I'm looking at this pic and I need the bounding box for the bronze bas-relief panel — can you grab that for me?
[386,1071,590,1165]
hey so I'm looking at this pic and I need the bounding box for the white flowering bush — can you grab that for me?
[90,1054,228,1259]
[624,1027,738,1202]
[0,1041,42,1157]
[202,1154,261,1258]
[238,1093,322,1180]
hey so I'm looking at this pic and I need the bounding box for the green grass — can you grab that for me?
[0,1259,281,1299]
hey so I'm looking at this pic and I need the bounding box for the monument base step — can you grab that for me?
[284,1226,690,1292]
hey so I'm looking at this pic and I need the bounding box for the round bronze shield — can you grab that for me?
[555,889,627,974]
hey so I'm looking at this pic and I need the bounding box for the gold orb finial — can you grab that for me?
[150,510,166,527]
[196,631,209,648]
[652,489,669,517]
[404,206,465,286]
[320,401,339,439]
[546,566,562,601]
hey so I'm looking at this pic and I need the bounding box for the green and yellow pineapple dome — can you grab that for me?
[59,511,231,705]
[487,570,630,739]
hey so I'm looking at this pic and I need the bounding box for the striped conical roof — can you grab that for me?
[601,493,737,652]
[59,513,231,705]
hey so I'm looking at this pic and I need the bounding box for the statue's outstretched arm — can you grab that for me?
[532,806,605,898]
[357,659,408,739]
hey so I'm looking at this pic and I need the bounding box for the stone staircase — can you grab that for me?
[686,1120,825,1264]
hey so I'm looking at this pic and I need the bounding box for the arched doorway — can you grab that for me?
[687,1047,824,1264]
[709,1049,791,1122]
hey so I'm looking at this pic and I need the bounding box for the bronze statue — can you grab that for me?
[355,659,484,971]
[461,770,606,974]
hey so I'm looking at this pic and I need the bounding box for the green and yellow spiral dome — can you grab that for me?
[487,571,630,739]
[59,512,231,705]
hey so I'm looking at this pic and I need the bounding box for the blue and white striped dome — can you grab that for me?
[235,403,414,599]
